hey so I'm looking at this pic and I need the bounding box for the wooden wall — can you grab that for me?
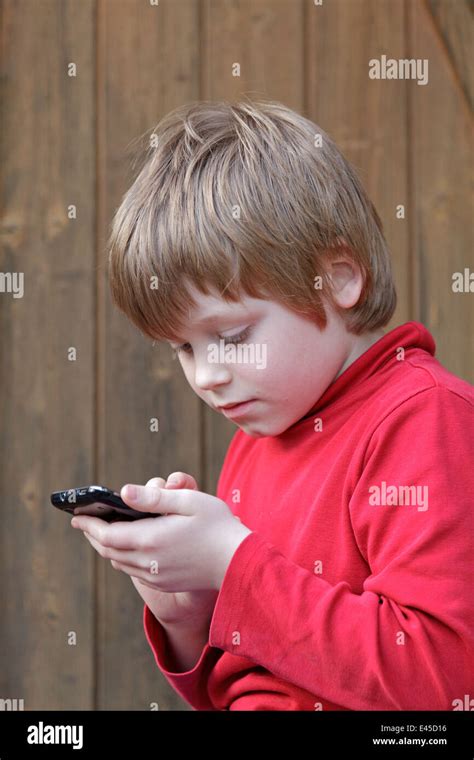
[0,0,471,710]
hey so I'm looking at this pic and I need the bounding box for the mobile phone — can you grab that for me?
[50,485,159,522]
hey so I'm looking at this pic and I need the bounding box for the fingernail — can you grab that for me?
[71,518,78,528]
[167,477,179,486]
[124,485,137,501]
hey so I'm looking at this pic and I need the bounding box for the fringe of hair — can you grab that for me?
[108,97,397,342]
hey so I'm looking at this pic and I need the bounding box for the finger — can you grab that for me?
[146,477,169,515]
[70,514,109,534]
[130,575,159,590]
[110,559,159,584]
[71,515,140,550]
[146,478,168,517]
[146,477,166,488]
[82,531,149,565]
[166,472,199,490]
[120,483,194,516]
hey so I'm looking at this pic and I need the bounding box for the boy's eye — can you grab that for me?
[172,343,191,357]
[172,326,252,357]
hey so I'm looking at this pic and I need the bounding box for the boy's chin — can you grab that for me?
[234,419,289,438]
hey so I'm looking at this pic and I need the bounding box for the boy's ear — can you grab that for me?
[325,256,364,310]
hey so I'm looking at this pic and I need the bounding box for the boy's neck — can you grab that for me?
[335,328,385,380]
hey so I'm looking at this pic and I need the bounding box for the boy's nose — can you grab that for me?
[194,355,233,391]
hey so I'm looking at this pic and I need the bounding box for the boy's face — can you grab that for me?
[166,280,381,438]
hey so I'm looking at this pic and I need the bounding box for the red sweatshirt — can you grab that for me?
[143,321,474,710]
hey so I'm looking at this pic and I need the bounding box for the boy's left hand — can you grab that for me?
[70,482,252,591]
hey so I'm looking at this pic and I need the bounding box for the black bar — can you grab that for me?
[0,710,472,757]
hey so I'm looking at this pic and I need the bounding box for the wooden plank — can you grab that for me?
[97,0,200,710]
[409,0,473,381]
[0,0,95,708]
[307,0,411,327]
[427,0,473,111]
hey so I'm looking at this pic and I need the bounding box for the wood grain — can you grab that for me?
[0,0,96,709]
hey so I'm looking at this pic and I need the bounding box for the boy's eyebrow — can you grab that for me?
[195,308,248,325]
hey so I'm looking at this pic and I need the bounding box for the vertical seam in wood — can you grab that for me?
[405,0,417,322]
[199,0,207,99]
[421,0,472,122]
[302,0,307,116]
[94,0,104,712]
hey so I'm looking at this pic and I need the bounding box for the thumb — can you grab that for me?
[120,483,193,516]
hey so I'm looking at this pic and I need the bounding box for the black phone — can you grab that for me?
[50,485,159,522]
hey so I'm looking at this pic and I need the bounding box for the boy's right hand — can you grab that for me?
[128,473,219,628]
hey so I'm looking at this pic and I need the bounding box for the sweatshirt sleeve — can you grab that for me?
[143,603,223,710]
[208,387,474,710]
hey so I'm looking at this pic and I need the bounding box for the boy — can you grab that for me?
[71,99,473,710]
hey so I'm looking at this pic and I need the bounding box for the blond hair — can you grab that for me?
[108,98,396,341]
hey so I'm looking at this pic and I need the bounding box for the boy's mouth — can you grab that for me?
[217,399,257,418]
